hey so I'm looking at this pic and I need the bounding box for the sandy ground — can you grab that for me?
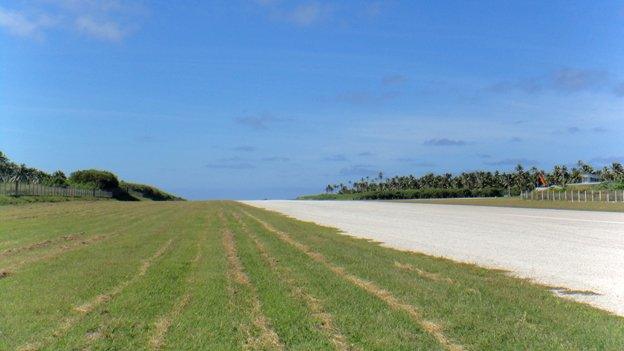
[242,200,624,316]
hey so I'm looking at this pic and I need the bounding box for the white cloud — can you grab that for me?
[255,1,332,27]
[285,3,326,27]
[0,7,56,38]
[0,1,141,42]
[75,16,125,41]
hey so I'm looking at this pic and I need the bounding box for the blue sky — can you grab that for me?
[1,1,623,199]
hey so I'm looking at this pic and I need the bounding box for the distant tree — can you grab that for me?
[69,169,119,190]
[10,164,30,194]
[576,160,594,174]
[48,170,68,187]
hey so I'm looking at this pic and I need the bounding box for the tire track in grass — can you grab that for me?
[0,205,146,266]
[233,212,358,351]
[394,261,456,285]
[220,212,284,351]
[0,232,88,259]
[16,238,174,351]
[0,234,109,278]
[148,235,205,350]
[241,210,464,351]
[0,208,168,278]
[0,204,136,249]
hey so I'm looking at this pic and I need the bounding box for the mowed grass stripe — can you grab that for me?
[220,211,285,350]
[0,205,184,349]
[163,205,245,350]
[0,205,126,252]
[239,209,464,351]
[0,202,161,258]
[232,211,359,351]
[0,205,152,272]
[3,202,175,244]
[52,207,205,350]
[233,206,444,350]
[17,238,174,351]
[148,238,203,350]
[0,205,178,277]
[238,203,624,350]
[227,210,340,350]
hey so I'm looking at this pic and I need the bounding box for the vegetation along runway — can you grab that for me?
[1,201,623,350]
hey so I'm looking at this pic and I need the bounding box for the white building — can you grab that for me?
[580,173,601,184]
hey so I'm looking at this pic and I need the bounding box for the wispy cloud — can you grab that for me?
[381,74,408,86]
[206,157,255,170]
[234,113,288,130]
[567,126,581,134]
[590,156,624,165]
[423,138,468,146]
[254,1,386,27]
[488,68,618,96]
[484,158,538,166]
[334,91,400,105]
[323,154,348,162]
[339,164,377,177]
[233,145,256,152]
[0,1,143,42]
[255,1,332,27]
[477,153,492,159]
[357,151,373,157]
[552,126,607,135]
[396,158,435,167]
[592,126,608,133]
[261,156,290,162]
[75,16,125,41]
[205,162,255,170]
[0,6,56,38]
[510,137,523,142]
[285,3,329,27]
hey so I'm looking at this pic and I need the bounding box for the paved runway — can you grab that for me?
[243,200,624,316]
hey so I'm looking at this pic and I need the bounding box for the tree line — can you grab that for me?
[324,161,624,195]
[0,151,182,201]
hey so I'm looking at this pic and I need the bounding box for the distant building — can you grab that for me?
[580,173,601,184]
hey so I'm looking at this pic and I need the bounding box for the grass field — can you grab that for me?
[0,195,102,206]
[399,197,624,212]
[1,201,622,350]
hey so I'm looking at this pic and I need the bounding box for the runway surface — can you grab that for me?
[243,200,624,316]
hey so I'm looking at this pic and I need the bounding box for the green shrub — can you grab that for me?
[120,181,182,201]
[69,169,119,190]
[300,187,506,200]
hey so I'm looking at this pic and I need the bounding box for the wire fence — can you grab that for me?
[0,182,112,198]
[520,189,624,202]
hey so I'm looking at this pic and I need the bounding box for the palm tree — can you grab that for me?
[10,164,30,195]
[611,162,624,181]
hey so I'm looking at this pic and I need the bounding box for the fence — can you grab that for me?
[0,182,112,198]
[520,189,624,202]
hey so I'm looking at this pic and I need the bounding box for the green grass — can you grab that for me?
[0,195,111,206]
[0,201,622,350]
[398,197,624,212]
